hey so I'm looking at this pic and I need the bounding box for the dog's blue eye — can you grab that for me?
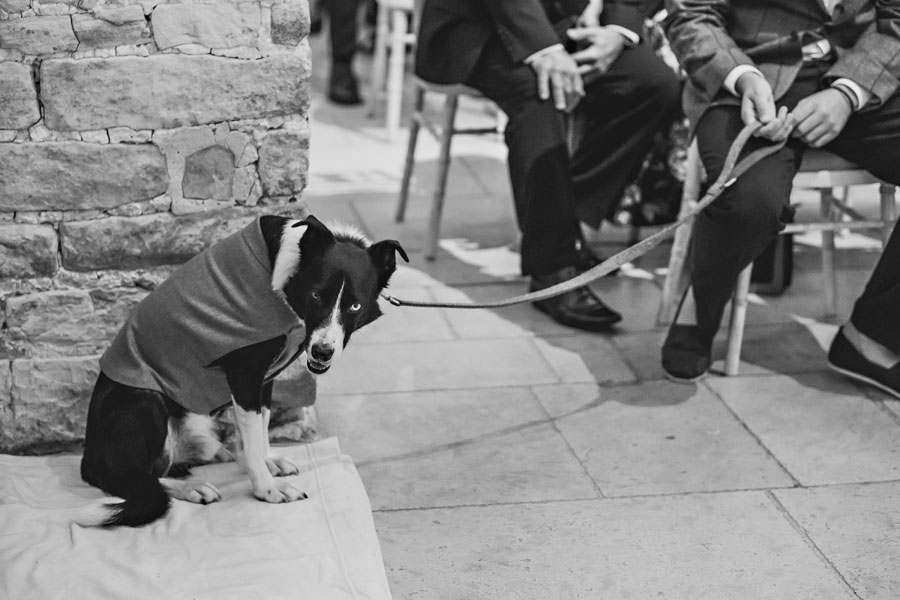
[348,302,362,313]
[310,291,321,302]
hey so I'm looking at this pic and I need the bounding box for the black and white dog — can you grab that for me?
[80,215,407,527]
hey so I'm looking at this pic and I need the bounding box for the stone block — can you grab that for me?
[152,2,260,50]
[42,54,310,131]
[73,6,149,50]
[5,290,94,340]
[6,357,98,451]
[258,126,310,196]
[0,0,31,13]
[0,62,39,129]
[182,146,235,200]
[0,16,78,55]
[0,223,58,278]
[271,1,309,46]
[0,142,168,211]
[60,208,267,271]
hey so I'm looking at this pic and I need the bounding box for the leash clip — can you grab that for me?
[382,294,402,306]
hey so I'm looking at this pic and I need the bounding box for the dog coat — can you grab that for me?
[100,218,303,414]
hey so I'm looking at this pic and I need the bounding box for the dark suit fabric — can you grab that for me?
[415,0,680,276]
[327,0,360,63]
[666,0,900,352]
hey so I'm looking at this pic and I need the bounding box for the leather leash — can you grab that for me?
[382,123,787,310]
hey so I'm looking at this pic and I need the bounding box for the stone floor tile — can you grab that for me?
[375,493,855,599]
[710,373,900,485]
[588,275,663,333]
[775,482,900,600]
[883,399,900,420]
[717,321,832,376]
[317,387,597,510]
[354,288,456,345]
[316,338,559,395]
[609,329,669,381]
[533,381,794,495]
[430,283,558,339]
[533,335,636,385]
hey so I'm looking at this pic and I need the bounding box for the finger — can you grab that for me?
[753,91,777,123]
[742,96,760,129]
[551,72,567,110]
[566,28,589,41]
[537,68,550,101]
[803,122,833,147]
[572,71,585,97]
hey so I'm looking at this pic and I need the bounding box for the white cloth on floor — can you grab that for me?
[0,437,392,600]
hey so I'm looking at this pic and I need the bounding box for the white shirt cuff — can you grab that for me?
[524,43,565,65]
[832,78,872,112]
[724,65,763,96]
[606,25,639,46]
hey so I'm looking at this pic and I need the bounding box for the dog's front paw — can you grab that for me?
[265,455,300,477]
[253,479,308,503]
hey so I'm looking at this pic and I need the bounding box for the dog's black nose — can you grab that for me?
[310,343,334,362]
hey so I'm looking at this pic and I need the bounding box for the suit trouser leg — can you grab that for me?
[823,91,900,352]
[327,0,359,63]
[571,43,682,227]
[464,37,581,277]
[689,107,803,341]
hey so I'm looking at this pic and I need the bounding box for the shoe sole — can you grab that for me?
[663,369,707,384]
[532,303,621,332]
[828,362,900,401]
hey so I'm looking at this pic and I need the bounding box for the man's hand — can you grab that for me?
[735,71,793,141]
[529,47,584,112]
[567,26,627,79]
[790,89,853,148]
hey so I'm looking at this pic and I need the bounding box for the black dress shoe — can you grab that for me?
[575,243,620,277]
[828,327,900,400]
[328,62,362,106]
[530,266,622,332]
[661,324,712,383]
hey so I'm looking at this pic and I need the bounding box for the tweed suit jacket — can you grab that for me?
[416,0,647,85]
[664,0,900,125]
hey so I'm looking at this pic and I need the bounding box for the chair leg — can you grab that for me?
[658,140,702,325]
[385,8,408,141]
[367,2,389,118]
[396,85,425,223]
[426,93,459,261]
[819,188,838,316]
[879,183,897,248]
[725,265,753,376]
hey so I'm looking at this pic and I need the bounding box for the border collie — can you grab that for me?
[80,215,408,527]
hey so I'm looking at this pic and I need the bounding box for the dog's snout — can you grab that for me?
[310,343,334,362]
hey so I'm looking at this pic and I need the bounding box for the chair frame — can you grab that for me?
[659,141,897,376]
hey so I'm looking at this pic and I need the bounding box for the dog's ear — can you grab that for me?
[295,215,335,257]
[368,240,409,286]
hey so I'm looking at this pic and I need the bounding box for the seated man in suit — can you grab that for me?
[662,0,900,396]
[415,0,680,332]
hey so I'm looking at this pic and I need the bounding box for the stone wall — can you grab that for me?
[0,0,316,453]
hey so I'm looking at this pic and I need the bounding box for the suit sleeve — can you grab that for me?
[824,2,900,110]
[481,0,562,64]
[602,0,648,34]
[663,0,756,101]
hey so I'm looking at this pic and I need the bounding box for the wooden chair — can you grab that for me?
[367,0,415,140]
[394,79,507,260]
[658,142,897,375]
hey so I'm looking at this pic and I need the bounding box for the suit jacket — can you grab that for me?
[664,0,900,125]
[415,0,648,85]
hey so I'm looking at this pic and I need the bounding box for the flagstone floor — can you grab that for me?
[304,30,900,599]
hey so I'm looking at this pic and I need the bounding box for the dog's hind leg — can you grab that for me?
[80,376,173,527]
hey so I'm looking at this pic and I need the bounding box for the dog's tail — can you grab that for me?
[102,476,170,527]
[77,476,171,528]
